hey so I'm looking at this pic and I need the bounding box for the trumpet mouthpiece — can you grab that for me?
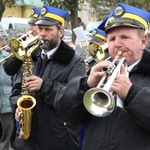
[117,51,122,56]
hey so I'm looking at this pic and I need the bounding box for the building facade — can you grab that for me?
[2,1,97,26]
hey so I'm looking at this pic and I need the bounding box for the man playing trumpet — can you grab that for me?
[3,7,41,76]
[53,3,150,150]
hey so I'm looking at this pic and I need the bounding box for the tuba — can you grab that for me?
[9,37,43,139]
[83,51,127,117]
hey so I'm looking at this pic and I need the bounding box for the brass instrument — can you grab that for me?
[81,40,109,72]
[83,51,126,117]
[17,30,33,42]
[0,35,38,63]
[80,40,108,63]
[0,30,33,52]
[73,26,108,63]
[0,45,9,51]
[9,37,43,139]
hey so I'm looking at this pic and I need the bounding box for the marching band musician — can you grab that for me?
[27,7,41,38]
[79,28,110,149]
[53,3,150,150]
[85,28,109,73]
[3,7,41,76]
[10,5,86,150]
[89,28,106,46]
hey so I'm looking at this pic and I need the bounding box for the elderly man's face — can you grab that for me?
[37,25,64,51]
[106,26,148,66]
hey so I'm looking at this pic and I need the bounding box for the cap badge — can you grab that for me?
[41,8,47,15]
[92,30,97,36]
[30,9,34,16]
[113,6,124,18]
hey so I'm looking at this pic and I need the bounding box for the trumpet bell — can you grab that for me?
[83,88,115,117]
[8,35,39,61]
[9,38,26,60]
[88,41,105,62]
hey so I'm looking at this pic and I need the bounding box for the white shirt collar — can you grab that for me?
[127,59,141,72]
[41,47,58,59]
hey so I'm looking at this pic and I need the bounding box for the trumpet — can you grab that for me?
[0,35,38,63]
[17,30,33,42]
[0,30,33,52]
[83,51,126,117]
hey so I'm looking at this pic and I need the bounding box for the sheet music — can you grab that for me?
[73,26,87,41]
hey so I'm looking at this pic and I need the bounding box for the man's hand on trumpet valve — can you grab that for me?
[26,30,34,41]
[110,64,132,99]
[25,30,38,45]
[87,61,132,99]
[25,75,43,91]
[87,61,112,88]
[26,31,34,40]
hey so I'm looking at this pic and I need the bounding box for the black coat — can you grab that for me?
[10,40,87,150]
[54,49,150,150]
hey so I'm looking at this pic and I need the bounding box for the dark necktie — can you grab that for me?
[42,54,47,66]
[40,54,47,75]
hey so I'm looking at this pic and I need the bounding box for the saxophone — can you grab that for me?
[9,37,43,139]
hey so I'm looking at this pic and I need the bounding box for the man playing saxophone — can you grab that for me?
[10,5,86,150]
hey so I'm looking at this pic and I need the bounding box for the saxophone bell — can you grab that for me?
[17,95,36,139]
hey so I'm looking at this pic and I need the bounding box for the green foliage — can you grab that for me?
[41,0,78,23]
[88,0,150,20]
[3,0,16,7]
[41,0,77,11]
